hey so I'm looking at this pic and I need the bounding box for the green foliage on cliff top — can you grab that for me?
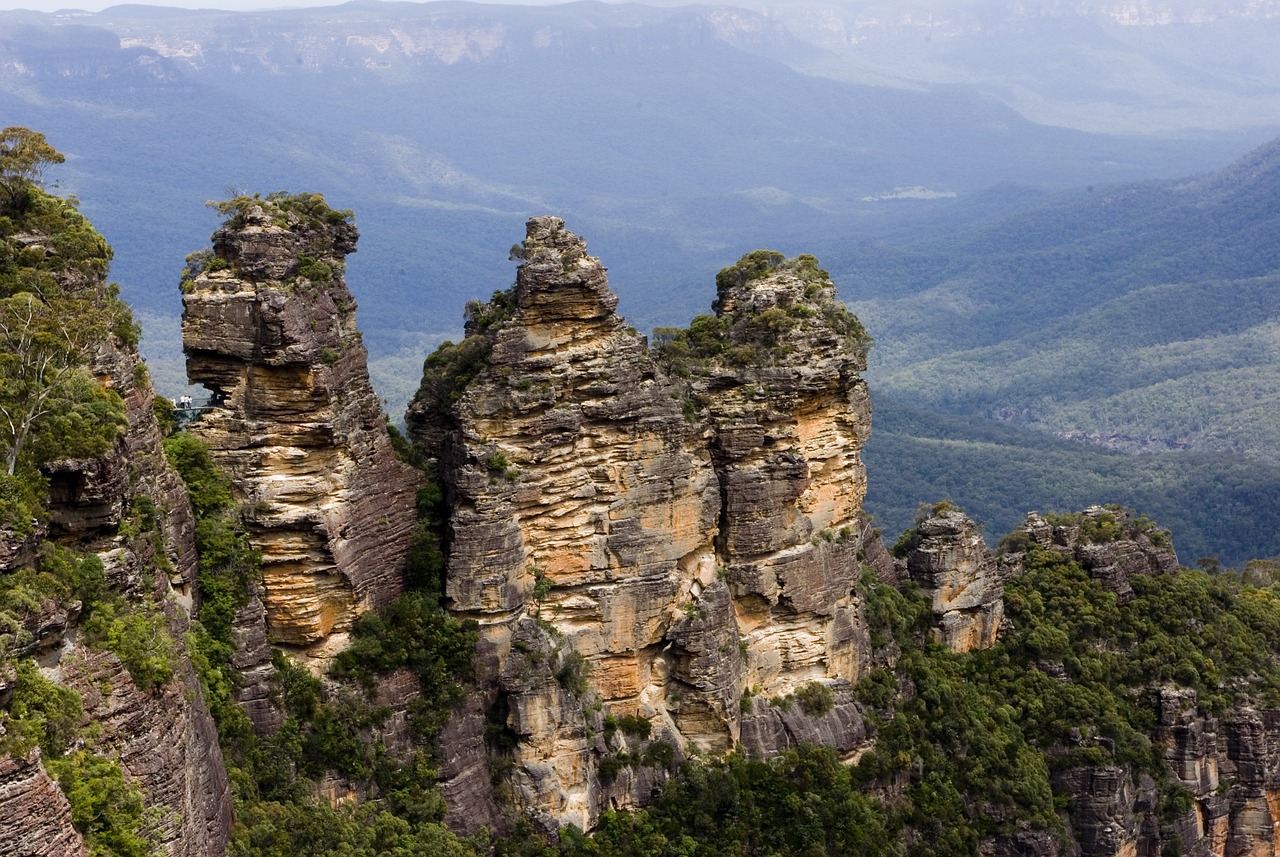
[0,131,131,515]
[654,251,868,374]
[211,191,354,232]
[0,127,64,209]
[713,248,786,292]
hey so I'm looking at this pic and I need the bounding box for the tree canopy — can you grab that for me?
[0,129,127,519]
[0,127,65,210]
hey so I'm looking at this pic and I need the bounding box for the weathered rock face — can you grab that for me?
[1049,686,1280,857]
[902,507,1007,652]
[1053,764,1150,857]
[0,753,85,857]
[409,220,878,830]
[183,196,420,668]
[701,253,876,702]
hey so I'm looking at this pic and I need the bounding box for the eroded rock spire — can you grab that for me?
[181,193,419,669]
[410,218,883,832]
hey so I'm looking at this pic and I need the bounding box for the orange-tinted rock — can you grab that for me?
[183,195,420,665]
[410,220,879,829]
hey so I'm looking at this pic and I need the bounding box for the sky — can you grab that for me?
[0,0,574,10]
[0,0,582,11]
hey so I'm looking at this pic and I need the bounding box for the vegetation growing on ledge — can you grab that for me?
[0,544,170,855]
[890,499,958,558]
[654,250,870,375]
[210,190,354,232]
[1044,505,1172,548]
[406,286,517,450]
[490,511,1280,857]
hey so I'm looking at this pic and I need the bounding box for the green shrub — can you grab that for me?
[163,434,233,516]
[46,751,151,857]
[228,799,472,857]
[81,602,177,692]
[0,470,46,534]
[793,681,836,716]
[0,659,83,756]
[1,545,105,659]
[714,249,785,292]
[297,255,333,285]
[329,592,477,741]
[555,649,590,697]
[615,713,651,738]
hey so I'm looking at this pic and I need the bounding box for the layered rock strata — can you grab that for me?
[1050,686,1280,857]
[182,195,420,668]
[901,506,1008,652]
[0,753,84,857]
[409,220,878,831]
[697,255,875,700]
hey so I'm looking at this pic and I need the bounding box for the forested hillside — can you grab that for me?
[863,396,1280,568]
[822,136,1280,566]
[836,136,1280,459]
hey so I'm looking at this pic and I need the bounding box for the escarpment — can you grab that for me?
[406,219,882,831]
[181,194,419,669]
[1,185,230,854]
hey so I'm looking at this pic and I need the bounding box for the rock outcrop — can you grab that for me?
[408,220,879,831]
[1049,686,1280,857]
[901,505,1007,652]
[183,193,420,670]
[700,250,876,701]
[1020,505,1178,603]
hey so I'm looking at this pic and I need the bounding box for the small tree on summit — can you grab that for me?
[0,127,65,209]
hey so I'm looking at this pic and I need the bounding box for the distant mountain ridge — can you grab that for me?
[3,0,1256,401]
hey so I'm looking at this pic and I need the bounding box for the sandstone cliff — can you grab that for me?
[406,219,881,832]
[182,193,420,673]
